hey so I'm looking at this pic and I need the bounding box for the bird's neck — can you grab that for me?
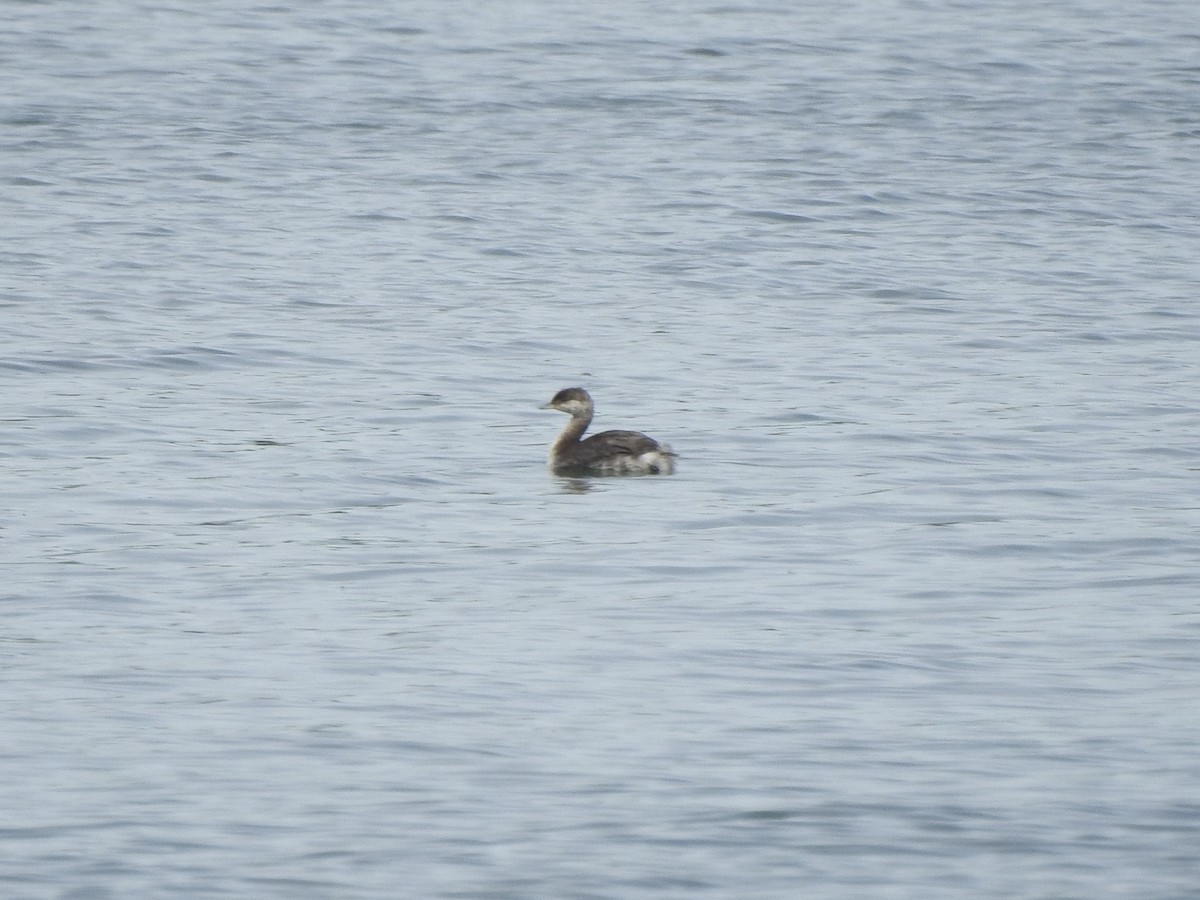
[552,412,592,452]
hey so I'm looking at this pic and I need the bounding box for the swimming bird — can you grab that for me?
[540,387,676,475]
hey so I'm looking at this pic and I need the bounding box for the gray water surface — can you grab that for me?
[4,1,1200,897]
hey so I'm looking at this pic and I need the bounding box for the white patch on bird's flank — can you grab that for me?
[591,449,676,475]
[638,450,676,475]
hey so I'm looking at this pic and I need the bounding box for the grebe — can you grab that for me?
[541,387,676,476]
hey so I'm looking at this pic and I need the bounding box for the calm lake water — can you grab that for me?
[3,1,1200,897]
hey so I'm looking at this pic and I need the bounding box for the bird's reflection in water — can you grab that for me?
[556,477,594,494]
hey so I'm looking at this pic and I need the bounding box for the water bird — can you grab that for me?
[540,387,676,476]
